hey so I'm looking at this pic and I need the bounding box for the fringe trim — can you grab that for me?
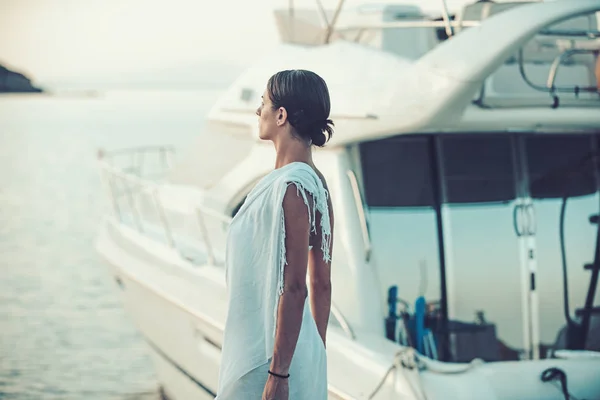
[273,180,332,337]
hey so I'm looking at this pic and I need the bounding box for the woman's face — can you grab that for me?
[256,88,283,142]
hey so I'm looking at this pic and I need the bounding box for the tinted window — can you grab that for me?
[360,136,434,207]
[360,135,517,207]
[360,133,597,206]
[440,135,516,204]
[526,135,597,199]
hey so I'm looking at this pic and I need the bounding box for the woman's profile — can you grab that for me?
[215,69,335,400]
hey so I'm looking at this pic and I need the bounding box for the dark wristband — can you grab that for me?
[268,370,290,379]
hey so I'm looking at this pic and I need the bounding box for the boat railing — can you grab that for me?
[97,147,232,266]
[98,147,360,342]
[516,46,600,108]
[286,0,600,108]
[282,0,471,43]
[98,148,359,341]
[332,20,480,39]
[284,0,600,42]
[97,145,175,179]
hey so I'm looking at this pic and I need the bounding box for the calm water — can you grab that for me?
[0,90,222,399]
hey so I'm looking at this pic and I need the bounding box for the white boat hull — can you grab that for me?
[97,216,600,400]
[97,219,224,399]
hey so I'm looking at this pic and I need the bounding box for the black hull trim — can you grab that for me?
[144,336,217,398]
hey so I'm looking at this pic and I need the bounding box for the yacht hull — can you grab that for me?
[96,215,600,400]
[96,218,223,400]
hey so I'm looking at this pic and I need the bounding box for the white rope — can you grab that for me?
[367,347,485,399]
[367,347,427,400]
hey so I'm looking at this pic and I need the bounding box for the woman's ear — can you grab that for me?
[277,107,288,126]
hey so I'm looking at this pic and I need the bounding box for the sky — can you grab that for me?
[0,0,480,88]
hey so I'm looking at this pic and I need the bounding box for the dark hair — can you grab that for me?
[267,69,334,147]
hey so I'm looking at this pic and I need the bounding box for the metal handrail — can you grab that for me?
[333,19,600,41]
[539,29,600,39]
[334,19,479,34]
[100,145,176,157]
[101,149,359,366]
[293,0,600,49]
[153,187,176,248]
[547,49,600,93]
[346,170,372,262]
[97,148,232,265]
[197,205,233,225]
[319,0,476,44]
[516,47,599,108]
[341,20,480,44]
[98,160,160,189]
[99,146,175,178]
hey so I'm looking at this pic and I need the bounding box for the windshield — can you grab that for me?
[359,132,599,361]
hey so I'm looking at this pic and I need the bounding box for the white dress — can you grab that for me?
[215,162,331,400]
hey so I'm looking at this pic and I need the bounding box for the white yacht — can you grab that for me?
[95,0,600,399]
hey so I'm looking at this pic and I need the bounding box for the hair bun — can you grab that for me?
[311,131,327,147]
[309,118,334,147]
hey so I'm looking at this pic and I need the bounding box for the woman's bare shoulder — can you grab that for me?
[312,167,329,191]
[312,167,334,220]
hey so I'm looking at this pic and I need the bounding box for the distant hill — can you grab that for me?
[0,64,43,93]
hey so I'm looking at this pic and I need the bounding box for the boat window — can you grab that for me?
[525,135,597,199]
[360,136,434,207]
[525,134,599,349]
[359,136,442,313]
[360,134,518,207]
[440,135,516,204]
[438,135,523,356]
[359,132,600,362]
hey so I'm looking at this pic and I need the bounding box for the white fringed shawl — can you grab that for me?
[216,162,331,397]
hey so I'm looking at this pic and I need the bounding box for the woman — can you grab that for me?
[215,69,335,400]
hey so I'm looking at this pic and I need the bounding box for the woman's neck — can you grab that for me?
[273,136,313,169]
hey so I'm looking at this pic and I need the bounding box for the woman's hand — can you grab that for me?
[262,375,289,400]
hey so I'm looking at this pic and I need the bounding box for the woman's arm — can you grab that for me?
[269,184,311,377]
[308,195,334,347]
